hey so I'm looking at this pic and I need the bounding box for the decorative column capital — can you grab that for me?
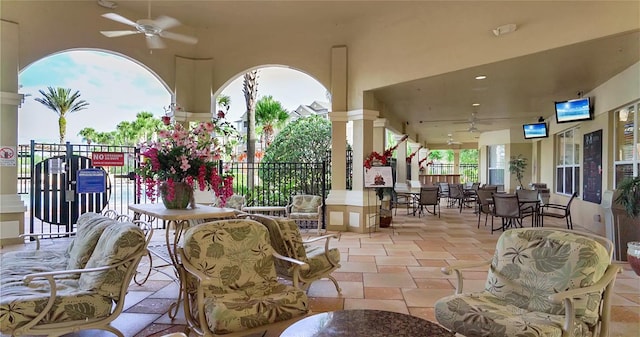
[373,118,388,128]
[329,111,349,122]
[0,92,24,107]
[348,109,378,121]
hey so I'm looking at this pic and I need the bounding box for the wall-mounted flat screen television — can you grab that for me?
[523,122,548,139]
[554,97,592,123]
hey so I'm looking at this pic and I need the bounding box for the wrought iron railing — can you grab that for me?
[426,163,479,183]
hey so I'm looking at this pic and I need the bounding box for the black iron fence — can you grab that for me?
[425,163,479,183]
[228,161,328,207]
[19,142,140,235]
[17,142,475,234]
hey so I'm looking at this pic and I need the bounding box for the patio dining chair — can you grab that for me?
[418,186,440,218]
[491,193,527,233]
[475,188,495,228]
[541,192,578,229]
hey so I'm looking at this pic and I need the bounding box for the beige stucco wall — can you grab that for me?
[538,62,640,236]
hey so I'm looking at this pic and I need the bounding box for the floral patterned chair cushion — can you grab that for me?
[0,221,148,335]
[249,215,341,293]
[180,219,308,335]
[0,212,114,285]
[434,228,612,337]
[225,194,246,211]
[287,195,322,217]
[78,222,147,300]
[276,219,340,286]
[66,212,116,270]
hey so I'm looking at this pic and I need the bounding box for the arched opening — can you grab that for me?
[215,65,331,158]
[18,49,171,144]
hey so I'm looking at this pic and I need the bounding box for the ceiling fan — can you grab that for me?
[452,112,493,125]
[100,1,198,49]
[455,121,482,133]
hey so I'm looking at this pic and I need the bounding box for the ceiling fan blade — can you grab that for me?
[100,30,140,37]
[154,15,181,30]
[102,13,137,27]
[146,35,166,49]
[159,31,198,44]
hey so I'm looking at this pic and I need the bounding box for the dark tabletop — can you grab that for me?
[279,309,455,337]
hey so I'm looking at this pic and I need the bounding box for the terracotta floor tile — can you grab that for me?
[332,271,363,282]
[363,272,417,288]
[308,297,345,312]
[375,255,420,266]
[402,288,454,307]
[364,287,404,300]
[343,299,409,314]
[348,255,376,263]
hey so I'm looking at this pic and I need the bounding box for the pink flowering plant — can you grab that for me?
[136,121,234,206]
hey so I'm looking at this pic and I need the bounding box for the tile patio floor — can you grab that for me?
[2,204,638,337]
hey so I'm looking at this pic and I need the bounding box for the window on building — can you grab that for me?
[556,128,580,195]
[488,145,505,187]
[614,101,640,187]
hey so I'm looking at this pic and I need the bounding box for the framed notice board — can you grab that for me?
[583,129,602,204]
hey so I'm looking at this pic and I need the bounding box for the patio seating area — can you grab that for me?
[0,204,637,337]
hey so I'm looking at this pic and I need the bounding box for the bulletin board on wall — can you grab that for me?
[583,129,602,204]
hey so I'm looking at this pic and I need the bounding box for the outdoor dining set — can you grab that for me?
[396,182,577,233]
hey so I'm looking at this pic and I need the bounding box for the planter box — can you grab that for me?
[612,208,640,261]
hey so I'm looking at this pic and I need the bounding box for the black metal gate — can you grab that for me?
[32,154,111,232]
[26,142,139,234]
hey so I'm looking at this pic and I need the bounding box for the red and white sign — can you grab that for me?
[92,152,125,166]
[0,146,16,167]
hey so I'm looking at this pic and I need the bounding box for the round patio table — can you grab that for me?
[279,309,455,337]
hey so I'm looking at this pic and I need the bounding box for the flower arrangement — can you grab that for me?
[136,121,234,207]
[364,135,409,169]
[418,157,433,172]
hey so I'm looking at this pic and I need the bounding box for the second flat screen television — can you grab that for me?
[555,97,592,123]
[523,122,548,139]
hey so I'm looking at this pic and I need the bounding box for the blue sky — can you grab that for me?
[18,50,328,144]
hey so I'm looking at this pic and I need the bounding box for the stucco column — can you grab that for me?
[453,149,461,175]
[173,56,214,122]
[328,111,348,190]
[408,142,422,192]
[0,20,27,246]
[330,109,378,233]
[372,118,387,153]
[394,134,409,193]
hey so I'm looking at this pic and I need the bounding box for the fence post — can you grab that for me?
[322,160,327,230]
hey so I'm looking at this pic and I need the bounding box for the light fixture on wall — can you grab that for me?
[492,23,517,37]
[619,108,629,122]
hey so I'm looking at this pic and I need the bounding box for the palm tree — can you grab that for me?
[132,111,162,143]
[34,86,89,143]
[78,127,97,145]
[255,95,289,147]
[243,70,258,190]
[217,95,231,119]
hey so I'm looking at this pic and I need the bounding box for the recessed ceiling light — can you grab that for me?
[475,75,487,80]
[472,103,480,107]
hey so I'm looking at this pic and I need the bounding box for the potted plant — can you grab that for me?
[508,154,528,190]
[614,176,640,274]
